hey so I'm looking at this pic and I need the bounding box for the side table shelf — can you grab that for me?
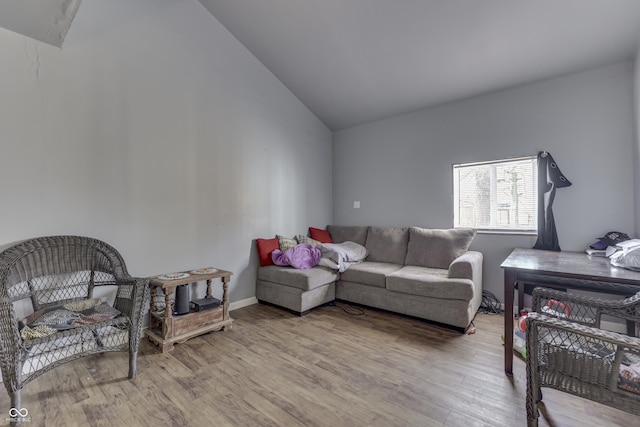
[145,268,233,352]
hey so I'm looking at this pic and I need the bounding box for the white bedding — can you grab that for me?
[317,241,368,272]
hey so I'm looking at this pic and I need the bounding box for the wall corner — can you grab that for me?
[634,44,640,237]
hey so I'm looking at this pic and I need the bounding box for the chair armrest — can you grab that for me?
[0,297,22,358]
[448,251,483,282]
[531,287,640,328]
[113,276,149,322]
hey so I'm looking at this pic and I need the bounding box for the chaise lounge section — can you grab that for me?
[256,265,338,316]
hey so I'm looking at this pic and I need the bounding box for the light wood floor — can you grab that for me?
[1,303,637,426]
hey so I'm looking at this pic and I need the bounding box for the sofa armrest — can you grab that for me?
[448,251,483,284]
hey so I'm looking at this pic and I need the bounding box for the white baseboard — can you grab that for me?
[230,296,258,312]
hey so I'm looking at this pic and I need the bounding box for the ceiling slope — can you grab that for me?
[200,0,640,130]
[0,1,638,130]
[0,0,82,48]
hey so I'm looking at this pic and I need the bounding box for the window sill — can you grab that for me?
[475,229,537,236]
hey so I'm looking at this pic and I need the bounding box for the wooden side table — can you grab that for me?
[145,268,233,352]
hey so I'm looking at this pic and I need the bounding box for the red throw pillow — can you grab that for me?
[256,238,279,266]
[309,227,333,243]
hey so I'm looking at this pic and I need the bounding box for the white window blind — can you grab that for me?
[453,156,537,232]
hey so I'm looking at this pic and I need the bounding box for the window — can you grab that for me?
[453,156,537,233]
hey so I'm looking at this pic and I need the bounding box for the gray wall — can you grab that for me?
[635,47,640,236]
[333,62,636,300]
[0,0,333,304]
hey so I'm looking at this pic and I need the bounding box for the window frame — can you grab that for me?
[452,155,538,235]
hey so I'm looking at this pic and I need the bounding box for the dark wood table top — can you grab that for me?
[500,248,640,285]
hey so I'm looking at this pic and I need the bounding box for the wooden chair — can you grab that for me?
[525,287,640,426]
[0,236,149,424]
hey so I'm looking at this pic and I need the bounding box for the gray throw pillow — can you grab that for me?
[326,225,369,245]
[365,227,409,265]
[404,227,476,269]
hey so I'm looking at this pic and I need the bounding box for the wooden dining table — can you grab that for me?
[500,248,640,375]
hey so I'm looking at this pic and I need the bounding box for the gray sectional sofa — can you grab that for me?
[256,225,483,331]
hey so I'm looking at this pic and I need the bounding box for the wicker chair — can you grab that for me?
[0,236,149,424]
[525,287,640,426]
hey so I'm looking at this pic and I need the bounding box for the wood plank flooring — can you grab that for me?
[0,303,637,426]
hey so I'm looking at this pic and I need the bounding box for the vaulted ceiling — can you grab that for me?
[200,0,640,130]
[2,0,640,131]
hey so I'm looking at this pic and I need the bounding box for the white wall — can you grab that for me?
[0,0,332,303]
[333,62,636,300]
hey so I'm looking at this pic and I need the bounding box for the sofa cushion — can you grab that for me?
[365,227,409,265]
[327,225,369,245]
[256,238,280,266]
[340,261,404,288]
[404,227,476,269]
[257,265,339,291]
[386,265,475,301]
[309,227,333,243]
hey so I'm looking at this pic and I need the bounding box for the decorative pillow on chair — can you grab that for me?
[256,238,280,266]
[405,227,476,269]
[309,227,333,243]
[277,235,298,252]
[19,298,121,340]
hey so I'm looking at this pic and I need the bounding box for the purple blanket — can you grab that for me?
[272,244,321,269]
